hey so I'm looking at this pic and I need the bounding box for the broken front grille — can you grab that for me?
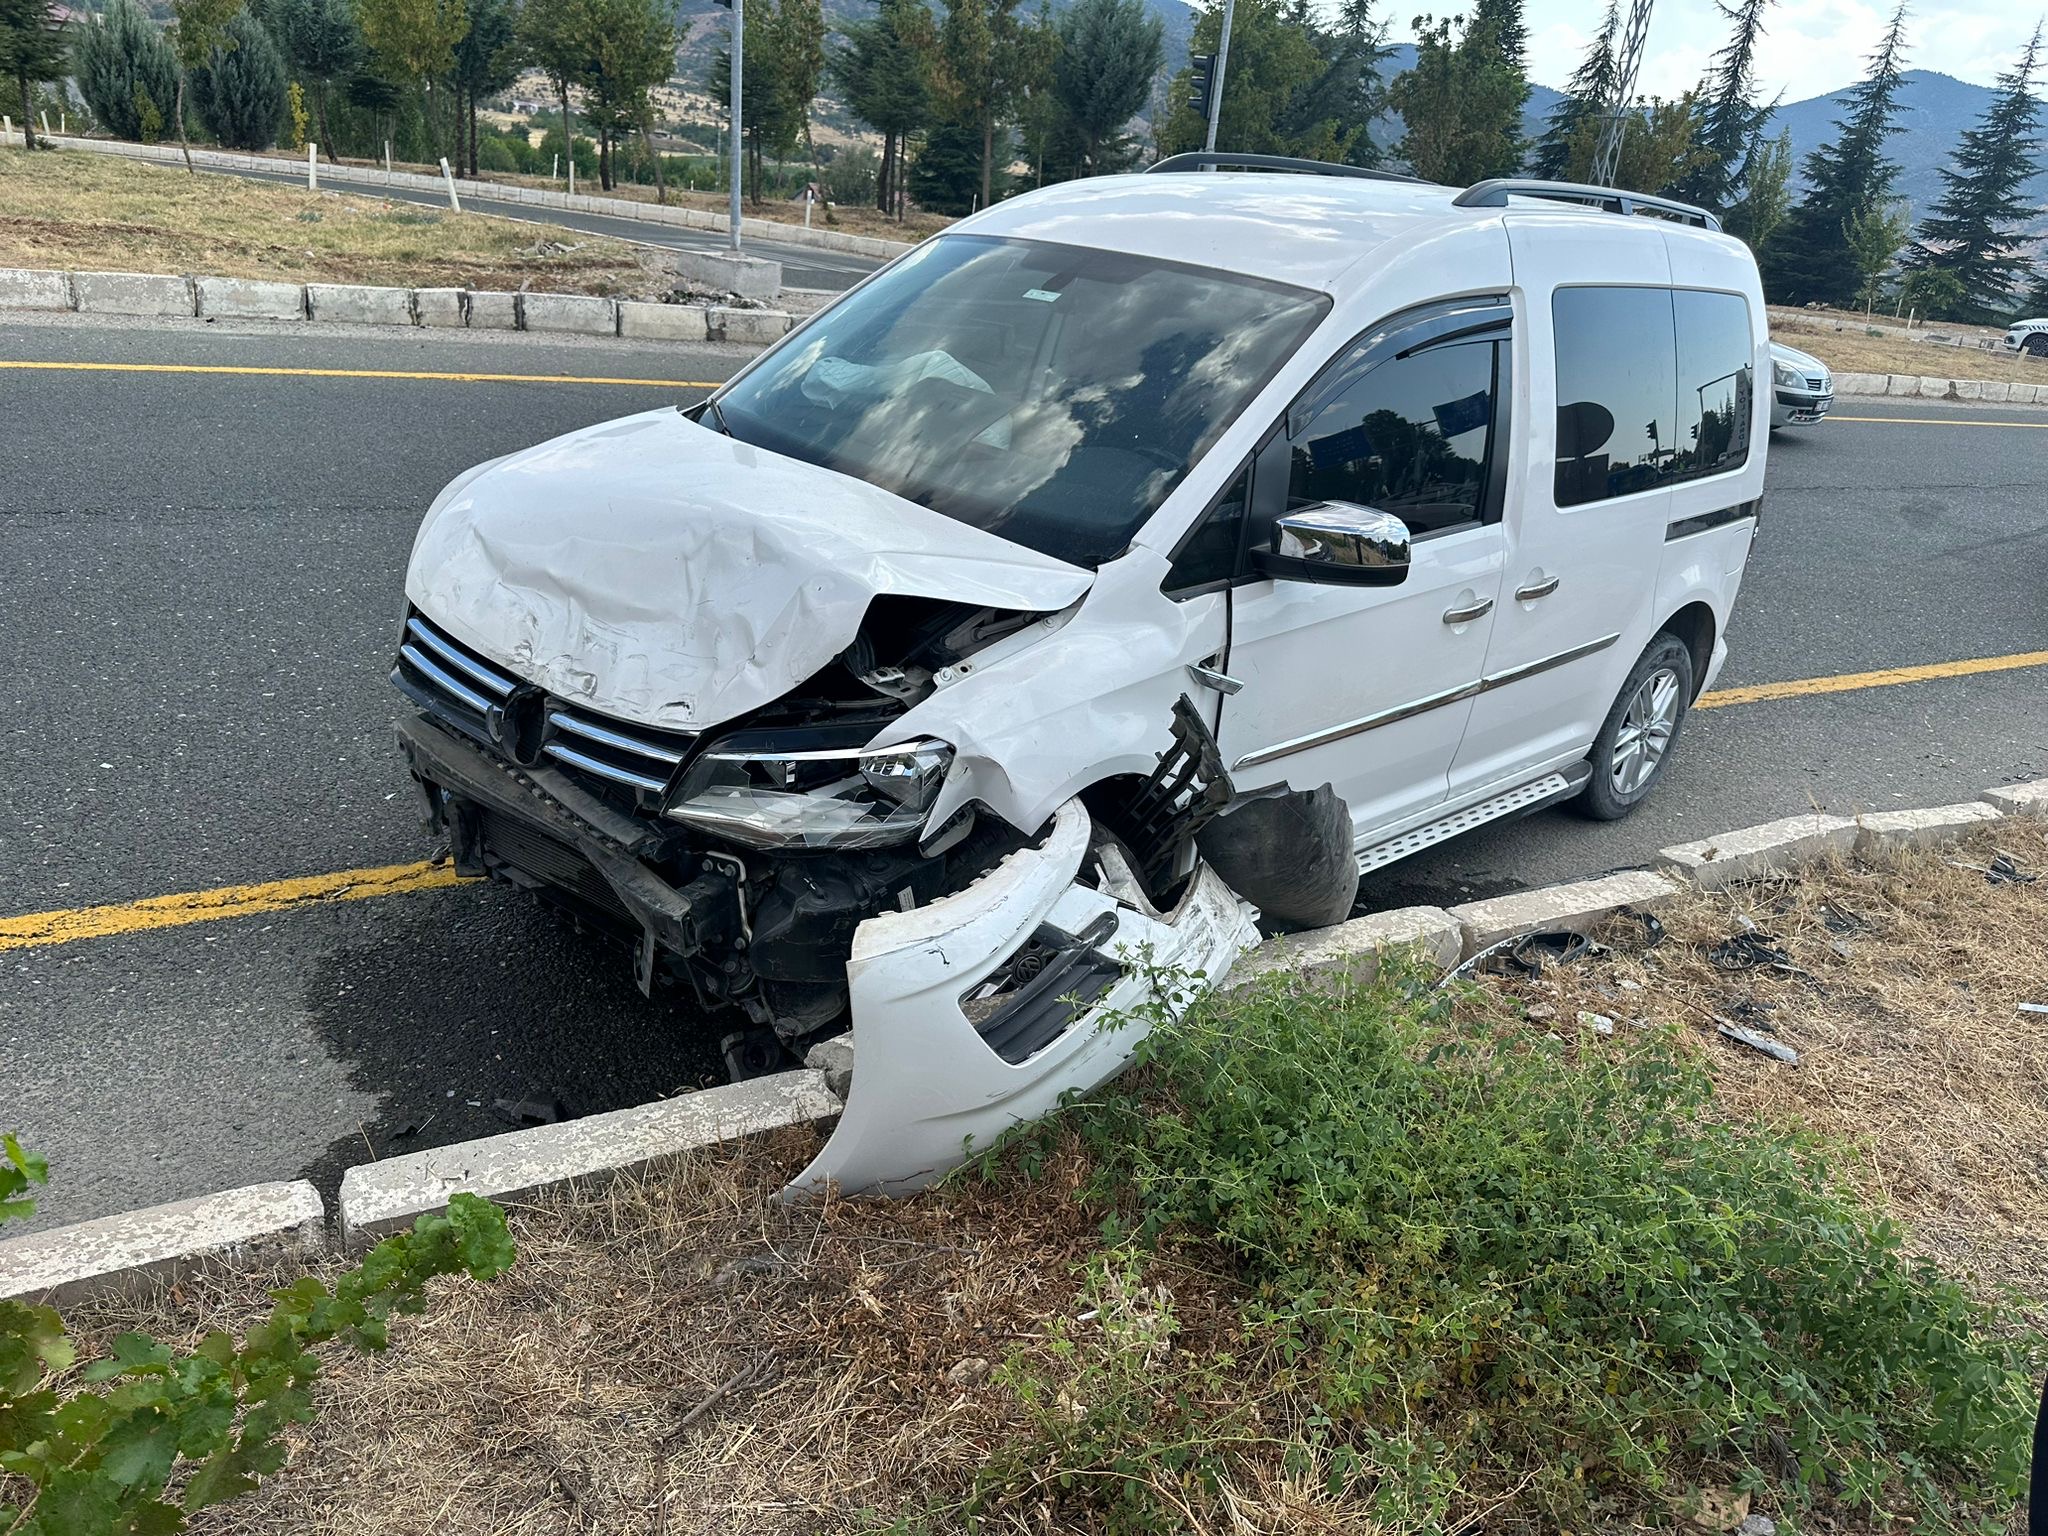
[397,612,694,798]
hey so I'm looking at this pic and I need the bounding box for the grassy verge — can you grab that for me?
[0,147,665,296]
[1771,311,2048,388]
[55,821,2048,1535]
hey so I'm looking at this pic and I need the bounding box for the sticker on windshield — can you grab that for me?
[1022,288,1062,303]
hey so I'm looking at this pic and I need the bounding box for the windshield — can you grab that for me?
[711,235,1329,568]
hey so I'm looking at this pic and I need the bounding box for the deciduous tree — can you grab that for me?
[1724,123,1790,253]
[1157,0,1343,161]
[448,0,515,174]
[1388,10,1526,184]
[358,0,467,157]
[169,0,243,169]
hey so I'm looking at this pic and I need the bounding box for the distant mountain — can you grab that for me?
[1757,68,2046,225]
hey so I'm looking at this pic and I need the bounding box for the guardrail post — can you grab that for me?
[307,142,317,191]
[439,156,461,213]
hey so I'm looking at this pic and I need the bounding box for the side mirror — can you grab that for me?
[1251,503,1411,587]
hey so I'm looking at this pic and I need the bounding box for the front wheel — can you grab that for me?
[1570,634,1695,821]
[2025,333,2048,358]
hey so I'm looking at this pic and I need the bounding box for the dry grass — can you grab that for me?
[1770,311,2048,387]
[0,146,668,295]
[41,823,2048,1534]
[1470,817,2048,1309]
[59,1123,1229,1536]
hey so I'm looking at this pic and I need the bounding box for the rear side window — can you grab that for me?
[1552,286,1752,507]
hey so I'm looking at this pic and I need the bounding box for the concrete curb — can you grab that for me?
[6,778,2040,1303]
[337,1069,841,1249]
[0,264,793,343]
[1833,371,2045,403]
[0,1181,324,1306]
[36,133,920,262]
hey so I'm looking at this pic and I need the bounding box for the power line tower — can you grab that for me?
[1590,0,1655,187]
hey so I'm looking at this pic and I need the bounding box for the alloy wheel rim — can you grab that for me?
[1610,667,1681,796]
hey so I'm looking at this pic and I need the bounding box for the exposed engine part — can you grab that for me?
[1114,695,1235,898]
[1196,783,1359,932]
[834,596,1047,709]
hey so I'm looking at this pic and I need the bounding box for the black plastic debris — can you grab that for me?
[1628,907,1667,947]
[1819,900,1866,935]
[1990,853,2038,886]
[1708,931,1792,971]
[1446,928,1592,984]
[492,1096,568,1128]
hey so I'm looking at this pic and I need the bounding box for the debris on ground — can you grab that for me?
[1715,1020,1800,1064]
[491,1097,568,1128]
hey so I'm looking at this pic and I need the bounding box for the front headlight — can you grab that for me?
[1772,360,1801,387]
[663,730,954,849]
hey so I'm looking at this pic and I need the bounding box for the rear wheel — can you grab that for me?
[1571,634,1695,821]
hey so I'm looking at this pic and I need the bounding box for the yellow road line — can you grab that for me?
[1830,413,2048,428]
[0,359,721,387]
[11,647,2048,952]
[0,860,465,953]
[1697,648,2048,709]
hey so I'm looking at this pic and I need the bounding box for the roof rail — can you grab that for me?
[1454,178,1721,231]
[1146,151,1422,185]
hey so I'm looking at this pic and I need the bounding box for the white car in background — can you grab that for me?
[2001,317,2048,357]
[1769,341,1833,430]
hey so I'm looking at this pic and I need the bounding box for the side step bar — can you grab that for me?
[1355,763,1592,875]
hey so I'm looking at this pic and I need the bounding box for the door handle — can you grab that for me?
[1441,596,1494,626]
[1514,575,1561,602]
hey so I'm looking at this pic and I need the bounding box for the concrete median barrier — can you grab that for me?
[709,306,791,344]
[1658,813,1858,889]
[195,276,305,320]
[618,300,710,341]
[0,268,72,310]
[71,270,194,317]
[1225,906,1464,991]
[413,287,466,327]
[1448,869,1681,953]
[466,290,518,329]
[0,1181,324,1306]
[336,1070,841,1248]
[306,282,415,325]
[518,292,618,335]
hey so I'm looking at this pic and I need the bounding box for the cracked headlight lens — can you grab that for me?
[663,734,953,849]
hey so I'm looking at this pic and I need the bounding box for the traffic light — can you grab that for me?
[1189,54,1215,120]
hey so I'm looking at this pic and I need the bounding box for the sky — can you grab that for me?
[1396,0,2044,100]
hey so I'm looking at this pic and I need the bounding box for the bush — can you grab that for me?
[70,0,178,143]
[976,966,2042,1531]
[0,1136,515,1535]
[820,144,878,207]
[192,9,289,150]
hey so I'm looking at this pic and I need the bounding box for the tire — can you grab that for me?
[1570,633,1696,821]
[2026,333,2048,358]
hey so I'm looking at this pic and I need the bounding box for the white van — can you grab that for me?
[393,159,1768,1192]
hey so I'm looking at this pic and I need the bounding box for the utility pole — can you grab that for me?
[1204,0,1235,154]
[1590,0,1655,187]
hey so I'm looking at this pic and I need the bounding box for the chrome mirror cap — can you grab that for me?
[1255,502,1412,587]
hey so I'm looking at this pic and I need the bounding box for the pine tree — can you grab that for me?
[907,111,988,212]
[448,0,514,175]
[269,0,359,158]
[0,0,65,147]
[194,8,289,148]
[1530,0,1616,179]
[1049,0,1159,176]
[2026,263,2048,317]
[1759,2,1910,307]
[1723,123,1791,254]
[1672,0,1772,213]
[1277,0,1393,168]
[835,0,932,213]
[1901,26,2045,324]
[74,0,181,141]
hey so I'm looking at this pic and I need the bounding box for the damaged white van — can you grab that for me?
[392,159,1768,1192]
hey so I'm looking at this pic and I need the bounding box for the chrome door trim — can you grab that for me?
[1228,632,1621,772]
[1231,679,1481,770]
[1478,631,1621,693]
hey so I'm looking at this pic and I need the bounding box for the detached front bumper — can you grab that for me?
[787,800,1259,1197]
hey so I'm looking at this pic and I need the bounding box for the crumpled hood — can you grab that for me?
[406,409,1093,731]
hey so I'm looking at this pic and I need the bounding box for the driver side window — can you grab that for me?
[1288,338,1503,537]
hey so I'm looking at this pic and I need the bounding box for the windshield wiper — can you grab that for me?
[703,396,735,437]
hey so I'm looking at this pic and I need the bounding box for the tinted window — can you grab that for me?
[712,235,1329,569]
[1287,340,1499,535]
[1164,463,1250,593]
[1553,286,1677,507]
[1672,289,1754,483]
[1553,286,1753,506]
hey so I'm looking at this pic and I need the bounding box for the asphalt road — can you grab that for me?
[5,313,2046,1232]
[218,161,888,292]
